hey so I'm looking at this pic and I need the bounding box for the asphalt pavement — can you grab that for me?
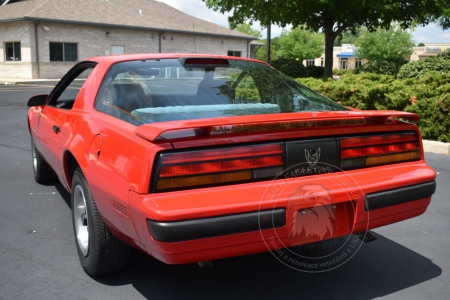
[0,84,449,300]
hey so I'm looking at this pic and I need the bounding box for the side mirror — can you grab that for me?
[27,94,49,107]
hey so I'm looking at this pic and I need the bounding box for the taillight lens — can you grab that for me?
[153,143,284,191]
[339,133,420,169]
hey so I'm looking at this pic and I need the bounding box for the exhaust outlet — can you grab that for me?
[355,231,377,243]
[198,261,214,268]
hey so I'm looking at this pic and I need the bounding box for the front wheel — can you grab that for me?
[71,168,130,276]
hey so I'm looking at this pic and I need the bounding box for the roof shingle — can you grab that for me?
[0,0,255,39]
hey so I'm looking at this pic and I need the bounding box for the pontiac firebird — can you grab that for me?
[27,54,436,275]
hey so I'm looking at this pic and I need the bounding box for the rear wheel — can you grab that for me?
[31,137,56,184]
[71,168,130,276]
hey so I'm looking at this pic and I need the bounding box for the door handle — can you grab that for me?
[52,125,60,134]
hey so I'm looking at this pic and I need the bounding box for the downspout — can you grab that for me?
[34,22,40,79]
[247,40,250,58]
[158,32,165,53]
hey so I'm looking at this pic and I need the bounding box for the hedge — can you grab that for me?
[297,72,450,142]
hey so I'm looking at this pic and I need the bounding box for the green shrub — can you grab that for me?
[305,66,325,78]
[332,69,353,76]
[353,60,399,76]
[398,52,450,79]
[296,72,450,142]
[271,58,307,78]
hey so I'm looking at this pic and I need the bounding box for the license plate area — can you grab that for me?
[290,201,355,247]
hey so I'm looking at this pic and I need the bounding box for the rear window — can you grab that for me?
[94,58,347,125]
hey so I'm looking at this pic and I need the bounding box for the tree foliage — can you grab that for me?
[276,27,324,61]
[354,24,415,75]
[232,22,262,39]
[334,29,361,46]
[204,0,446,77]
[255,37,280,61]
[398,51,450,79]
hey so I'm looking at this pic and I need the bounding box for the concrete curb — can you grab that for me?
[2,79,58,86]
[423,140,450,155]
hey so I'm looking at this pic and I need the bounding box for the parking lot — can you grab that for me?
[1,84,449,300]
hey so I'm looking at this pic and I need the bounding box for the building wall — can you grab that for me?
[0,21,35,79]
[0,21,250,79]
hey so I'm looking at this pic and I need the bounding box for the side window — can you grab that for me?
[49,67,94,109]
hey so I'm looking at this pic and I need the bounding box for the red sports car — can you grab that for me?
[27,54,436,275]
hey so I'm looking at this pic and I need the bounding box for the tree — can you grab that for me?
[354,24,415,75]
[255,37,280,61]
[203,0,445,77]
[334,28,361,46]
[277,27,324,61]
[437,8,450,29]
[232,22,262,39]
[418,42,425,46]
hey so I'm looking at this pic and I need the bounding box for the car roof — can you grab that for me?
[85,53,270,67]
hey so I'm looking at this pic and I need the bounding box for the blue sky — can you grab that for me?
[159,0,450,44]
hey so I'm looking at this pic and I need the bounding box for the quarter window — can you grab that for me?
[5,42,21,61]
[50,42,78,61]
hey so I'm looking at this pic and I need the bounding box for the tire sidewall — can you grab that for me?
[71,169,97,272]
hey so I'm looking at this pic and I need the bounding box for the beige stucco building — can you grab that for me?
[0,0,258,79]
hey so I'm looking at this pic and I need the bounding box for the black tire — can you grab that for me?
[71,168,130,276]
[31,137,56,184]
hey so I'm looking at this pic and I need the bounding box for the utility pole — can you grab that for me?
[266,23,271,64]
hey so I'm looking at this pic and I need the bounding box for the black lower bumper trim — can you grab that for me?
[365,181,436,211]
[148,209,286,242]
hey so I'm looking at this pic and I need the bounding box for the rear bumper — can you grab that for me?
[128,161,436,264]
[365,181,436,211]
[147,209,286,242]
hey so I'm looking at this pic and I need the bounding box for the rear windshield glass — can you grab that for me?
[94,58,347,125]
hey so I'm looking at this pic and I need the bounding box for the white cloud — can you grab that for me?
[441,33,450,41]
[157,0,288,38]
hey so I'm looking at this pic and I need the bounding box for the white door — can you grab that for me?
[111,46,125,55]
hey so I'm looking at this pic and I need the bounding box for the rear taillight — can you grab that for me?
[339,133,420,169]
[153,143,284,191]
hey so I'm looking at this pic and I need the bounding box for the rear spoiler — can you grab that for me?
[135,111,418,142]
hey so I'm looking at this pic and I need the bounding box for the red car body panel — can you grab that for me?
[27,53,436,265]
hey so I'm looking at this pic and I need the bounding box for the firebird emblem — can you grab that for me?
[305,148,321,167]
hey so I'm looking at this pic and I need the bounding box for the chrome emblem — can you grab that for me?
[305,148,321,167]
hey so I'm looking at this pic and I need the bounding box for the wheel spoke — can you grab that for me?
[73,185,89,256]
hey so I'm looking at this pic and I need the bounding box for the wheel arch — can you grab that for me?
[64,151,81,192]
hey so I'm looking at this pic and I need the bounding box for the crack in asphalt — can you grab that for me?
[0,142,30,152]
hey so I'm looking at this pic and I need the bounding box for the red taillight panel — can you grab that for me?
[153,143,285,191]
[339,132,420,169]
[162,144,283,164]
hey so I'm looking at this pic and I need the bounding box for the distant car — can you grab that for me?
[27,54,436,275]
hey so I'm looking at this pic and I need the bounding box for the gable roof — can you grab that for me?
[0,0,256,40]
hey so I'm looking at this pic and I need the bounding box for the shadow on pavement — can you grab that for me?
[91,231,442,299]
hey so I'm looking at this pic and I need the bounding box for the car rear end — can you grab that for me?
[95,55,436,264]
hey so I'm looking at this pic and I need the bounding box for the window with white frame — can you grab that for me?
[355,58,363,68]
[5,42,21,61]
[340,58,348,70]
[306,59,315,66]
[49,42,78,61]
[321,58,324,67]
